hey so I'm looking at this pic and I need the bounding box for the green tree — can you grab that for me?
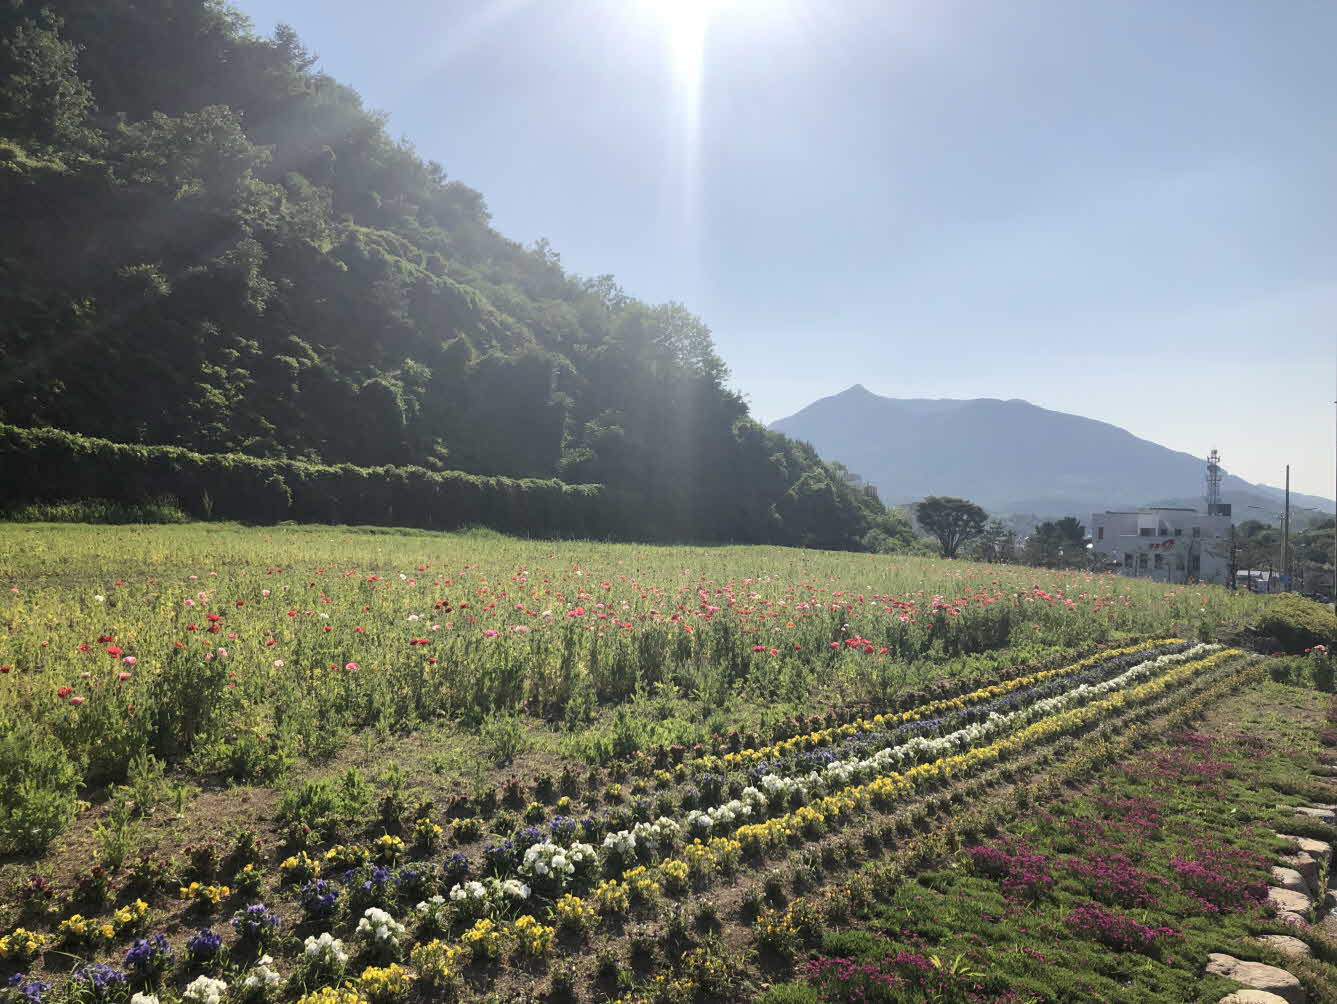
[915,496,988,558]
[0,9,96,150]
[1023,518,1087,568]
[963,518,1016,563]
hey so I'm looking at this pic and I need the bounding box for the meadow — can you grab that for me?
[2,522,1334,1003]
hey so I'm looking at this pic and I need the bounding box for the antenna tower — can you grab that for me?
[1205,449,1223,513]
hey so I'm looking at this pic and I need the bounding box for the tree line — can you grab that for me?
[910,497,1097,569]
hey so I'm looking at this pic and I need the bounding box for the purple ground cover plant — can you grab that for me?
[1168,839,1267,914]
[1065,902,1180,953]
[799,956,906,999]
[1067,795,1162,843]
[967,841,1054,901]
[1064,853,1159,908]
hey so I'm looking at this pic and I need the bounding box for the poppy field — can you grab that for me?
[4,522,1334,1003]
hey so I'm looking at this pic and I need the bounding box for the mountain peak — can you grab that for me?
[768,391,1334,516]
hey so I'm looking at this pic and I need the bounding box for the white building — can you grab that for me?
[1089,507,1232,585]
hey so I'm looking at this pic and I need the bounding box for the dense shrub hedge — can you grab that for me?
[0,424,603,535]
[1254,593,1337,652]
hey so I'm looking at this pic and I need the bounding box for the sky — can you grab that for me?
[233,0,1337,499]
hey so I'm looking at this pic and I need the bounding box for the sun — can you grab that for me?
[647,0,716,85]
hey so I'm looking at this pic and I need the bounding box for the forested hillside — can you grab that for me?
[0,0,900,548]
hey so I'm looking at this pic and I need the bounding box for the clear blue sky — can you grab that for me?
[233,0,1336,498]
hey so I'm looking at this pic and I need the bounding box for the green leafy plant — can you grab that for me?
[0,722,81,854]
[478,712,528,766]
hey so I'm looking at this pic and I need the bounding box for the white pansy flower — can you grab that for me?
[183,976,229,1004]
[243,955,282,989]
[303,932,349,967]
[355,907,406,948]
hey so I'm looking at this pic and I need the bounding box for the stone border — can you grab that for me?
[1207,795,1335,1002]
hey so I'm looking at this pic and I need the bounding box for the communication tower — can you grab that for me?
[1205,449,1229,516]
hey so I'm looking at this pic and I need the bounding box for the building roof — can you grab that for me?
[1099,507,1218,516]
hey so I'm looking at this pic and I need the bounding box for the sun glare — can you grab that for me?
[659,0,714,84]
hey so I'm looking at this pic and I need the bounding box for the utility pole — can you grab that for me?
[1283,464,1290,591]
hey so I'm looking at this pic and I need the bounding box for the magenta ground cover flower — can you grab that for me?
[1064,853,1159,908]
[967,841,1054,901]
[1066,901,1180,953]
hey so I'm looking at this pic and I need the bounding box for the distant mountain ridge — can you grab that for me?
[770,385,1334,520]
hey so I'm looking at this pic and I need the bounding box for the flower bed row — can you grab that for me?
[741,654,1296,1004]
[422,644,1219,897]
[257,648,1245,1000]
[30,642,1205,942]
[430,640,1192,861]
[266,642,1209,915]
[0,650,1251,1004]
[4,643,1200,956]
[705,638,1183,769]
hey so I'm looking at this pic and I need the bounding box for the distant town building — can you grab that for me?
[1235,570,1283,594]
[1089,507,1232,585]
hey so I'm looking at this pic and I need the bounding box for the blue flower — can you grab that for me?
[123,934,173,975]
[231,903,281,942]
[442,853,471,883]
[72,964,127,1000]
[186,928,223,958]
[299,880,340,917]
[6,975,52,1004]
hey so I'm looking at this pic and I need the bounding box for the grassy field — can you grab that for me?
[2,522,1334,1003]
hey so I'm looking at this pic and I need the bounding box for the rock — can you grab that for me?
[1278,854,1320,896]
[1254,934,1312,959]
[1267,887,1313,916]
[1294,806,1337,824]
[1277,834,1332,868]
[1279,911,1310,928]
[1219,992,1295,1004]
[1205,953,1306,1004]
[1319,912,1337,939]
[1271,865,1312,897]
